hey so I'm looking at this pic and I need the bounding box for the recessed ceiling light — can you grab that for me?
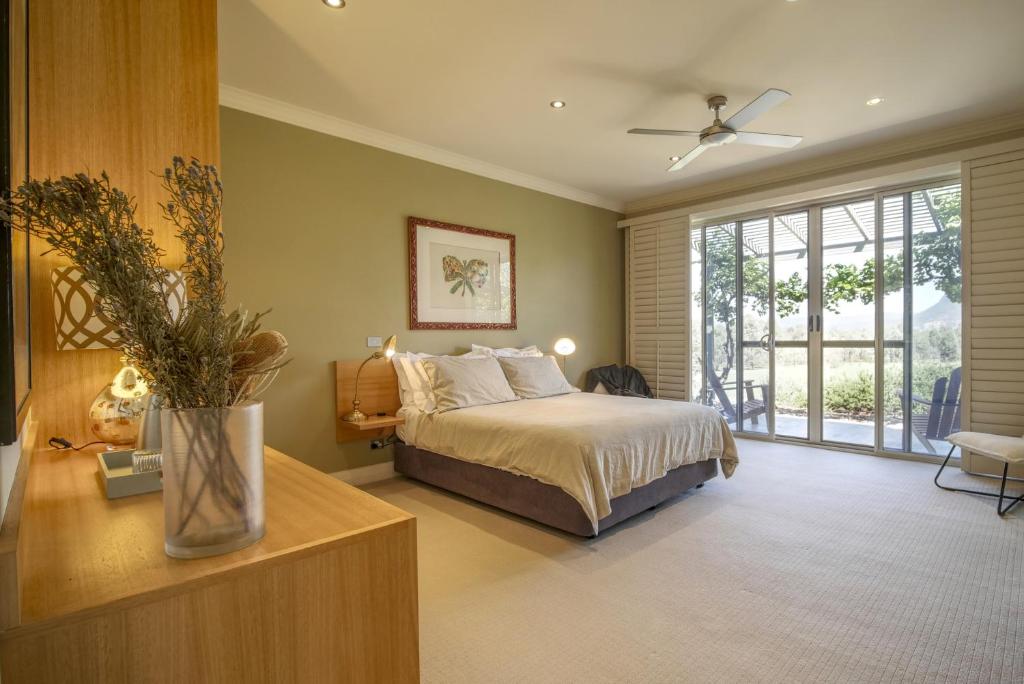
[669,156,682,162]
[866,96,884,106]
[549,100,566,109]
[323,0,345,8]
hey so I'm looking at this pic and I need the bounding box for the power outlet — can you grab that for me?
[366,336,382,348]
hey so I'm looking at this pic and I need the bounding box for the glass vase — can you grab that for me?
[161,401,265,559]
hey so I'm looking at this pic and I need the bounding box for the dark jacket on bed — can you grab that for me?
[584,364,654,398]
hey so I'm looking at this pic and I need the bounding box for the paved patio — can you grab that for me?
[731,414,956,456]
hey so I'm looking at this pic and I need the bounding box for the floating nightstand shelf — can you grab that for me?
[338,415,405,432]
[335,358,404,443]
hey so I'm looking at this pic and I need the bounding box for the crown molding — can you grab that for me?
[219,84,624,213]
[624,110,1024,217]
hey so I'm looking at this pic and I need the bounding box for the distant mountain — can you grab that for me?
[915,295,960,325]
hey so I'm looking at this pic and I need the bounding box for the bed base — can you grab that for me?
[393,443,718,537]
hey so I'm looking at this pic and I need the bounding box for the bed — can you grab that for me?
[336,357,738,537]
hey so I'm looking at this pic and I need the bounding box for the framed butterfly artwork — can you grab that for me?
[408,217,516,330]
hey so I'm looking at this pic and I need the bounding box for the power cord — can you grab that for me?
[369,430,399,450]
[48,437,106,451]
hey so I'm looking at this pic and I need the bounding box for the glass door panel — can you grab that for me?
[773,211,810,439]
[821,199,876,447]
[907,184,962,456]
[703,223,739,423]
[881,194,907,451]
[739,218,771,435]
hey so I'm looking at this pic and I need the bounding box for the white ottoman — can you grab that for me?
[938,432,1024,516]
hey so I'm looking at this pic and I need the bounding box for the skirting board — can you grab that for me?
[331,460,397,487]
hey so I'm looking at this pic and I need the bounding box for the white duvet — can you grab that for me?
[398,392,738,532]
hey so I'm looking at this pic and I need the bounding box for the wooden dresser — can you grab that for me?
[0,444,419,682]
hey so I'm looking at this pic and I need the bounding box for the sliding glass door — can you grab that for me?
[691,180,962,457]
[739,218,771,436]
[879,184,963,456]
[820,199,877,447]
[772,211,810,440]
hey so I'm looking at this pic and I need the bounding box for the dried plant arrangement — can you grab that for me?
[0,157,285,557]
[0,156,287,409]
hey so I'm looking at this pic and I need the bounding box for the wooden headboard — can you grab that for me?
[335,359,402,443]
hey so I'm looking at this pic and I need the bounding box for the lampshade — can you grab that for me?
[51,267,186,350]
[554,338,576,355]
[381,334,398,358]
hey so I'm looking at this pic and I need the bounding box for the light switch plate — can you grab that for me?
[366,336,382,348]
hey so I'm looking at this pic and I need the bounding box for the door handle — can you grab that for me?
[759,333,772,351]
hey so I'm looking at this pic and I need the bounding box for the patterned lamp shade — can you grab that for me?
[51,267,187,351]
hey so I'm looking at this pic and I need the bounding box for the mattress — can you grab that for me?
[396,392,738,533]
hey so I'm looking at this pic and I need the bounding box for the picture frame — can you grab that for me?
[408,216,516,330]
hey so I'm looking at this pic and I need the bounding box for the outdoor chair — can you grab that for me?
[707,368,767,426]
[909,367,961,454]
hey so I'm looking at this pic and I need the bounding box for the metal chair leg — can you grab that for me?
[996,463,1020,516]
[935,445,1023,516]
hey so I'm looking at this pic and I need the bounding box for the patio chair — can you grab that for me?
[909,367,961,454]
[707,368,768,426]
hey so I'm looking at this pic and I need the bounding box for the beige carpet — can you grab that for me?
[365,439,1023,683]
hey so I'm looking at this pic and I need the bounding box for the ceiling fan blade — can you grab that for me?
[733,131,803,148]
[667,144,706,172]
[627,128,700,137]
[723,89,791,131]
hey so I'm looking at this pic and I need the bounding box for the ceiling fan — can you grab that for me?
[628,88,802,171]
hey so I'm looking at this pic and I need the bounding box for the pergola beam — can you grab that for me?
[921,190,944,231]
[773,233,904,260]
[719,224,765,258]
[843,205,871,241]
[776,216,808,247]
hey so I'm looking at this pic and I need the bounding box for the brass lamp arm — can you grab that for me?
[343,350,384,422]
[353,351,384,398]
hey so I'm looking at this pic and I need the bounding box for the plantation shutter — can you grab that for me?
[627,218,689,400]
[963,149,1024,474]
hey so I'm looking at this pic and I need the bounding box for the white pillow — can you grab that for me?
[421,356,518,412]
[392,351,490,412]
[391,354,416,405]
[471,344,543,358]
[496,356,575,399]
[392,352,437,412]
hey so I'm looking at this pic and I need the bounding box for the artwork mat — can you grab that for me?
[409,217,516,330]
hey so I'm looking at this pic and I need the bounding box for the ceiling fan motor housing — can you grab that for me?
[701,125,737,147]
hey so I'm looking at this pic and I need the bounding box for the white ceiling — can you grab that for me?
[219,0,1024,209]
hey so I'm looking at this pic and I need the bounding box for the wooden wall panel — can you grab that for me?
[27,0,219,443]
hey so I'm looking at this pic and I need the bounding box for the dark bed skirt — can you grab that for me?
[393,443,719,537]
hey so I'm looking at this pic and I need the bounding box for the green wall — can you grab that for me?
[220,107,624,472]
